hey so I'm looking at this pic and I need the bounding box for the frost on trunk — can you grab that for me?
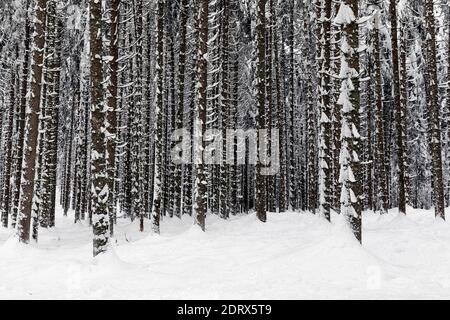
[205,0,221,216]
[335,0,362,242]
[40,0,61,229]
[389,0,407,215]
[194,0,209,231]
[130,0,144,230]
[152,0,165,235]
[265,0,275,213]
[288,0,297,211]
[174,0,189,219]
[271,0,286,213]
[255,0,266,223]
[11,0,32,229]
[16,0,48,243]
[372,7,389,214]
[425,0,445,220]
[305,1,318,213]
[0,45,18,228]
[220,0,230,219]
[448,3,450,205]
[105,0,119,235]
[62,54,79,217]
[331,0,343,213]
[90,0,109,256]
[317,0,333,222]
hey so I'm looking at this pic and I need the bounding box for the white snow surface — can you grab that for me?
[1,208,450,299]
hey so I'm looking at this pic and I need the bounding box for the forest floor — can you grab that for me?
[0,207,449,299]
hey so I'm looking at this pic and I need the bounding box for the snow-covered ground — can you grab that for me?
[0,207,449,299]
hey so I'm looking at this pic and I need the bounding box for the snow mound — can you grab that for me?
[0,235,27,257]
[1,209,450,299]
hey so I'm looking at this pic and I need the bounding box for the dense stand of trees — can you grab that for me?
[0,0,449,255]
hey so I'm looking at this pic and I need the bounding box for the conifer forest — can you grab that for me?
[0,0,450,300]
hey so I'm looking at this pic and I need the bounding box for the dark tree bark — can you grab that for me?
[373,9,389,214]
[41,1,60,228]
[11,0,31,229]
[106,0,119,236]
[90,0,109,256]
[318,0,333,221]
[152,0,165,234]
[16,0,48,243]
[220,0,230,219]
[194,0,209,230]
[255,0,266,222]
[425,0,445,220]
[1,44,18,228]
[389,0,407,215]
[336,0,362,242]
[175,0,189,219]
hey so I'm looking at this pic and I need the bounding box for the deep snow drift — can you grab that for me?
[0,208,449,299]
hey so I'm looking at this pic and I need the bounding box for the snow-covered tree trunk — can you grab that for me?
[255,0,266,222]
[11,0,32,229]
[16,0,48,243]
[425,0,445,220]
[106,0,119,236]
[318,0,333,221]
[335,0,362,242]
[399,16,409,208]
[152,0,165,234]
[331,0,343,213]
[194,0,209,230]
[373,8,389,214]
[62,54,80,216]
[182,0,198,218]
[447,2,450,209]
[288,0,296,211]
[175,0,189,219]
[90,0,109,256]
[390,0,407,215]
[265,0,275,213]
[0,45,18,228]
[41,0,61,228]
[220,0,230,219]
[132,0,144,230]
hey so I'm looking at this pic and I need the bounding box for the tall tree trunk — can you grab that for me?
[366,56,374,211]
[447,1,450,206]
[16,0,48,243]
[11,0,31,229]
[389,0,407,215]
[272,0,286,213]
[318,0,333,221]
[373,8,389,214]
[220,0,230,219]
[62,55,79,216]
[288,0,296,211]
[152,0,165,234]
[265,0,275,213]
[425,0,445,220]
[175,0,189,219]
[133,0,144,231]
[399,17,409,208]
[336,0,362,242]
[194,0,209,230]
[182,1,199,218]
[106,0,119,236]
[1,44,18,227]
[255,0,266,222]
[41,0,60,228]
[90,0,109,256]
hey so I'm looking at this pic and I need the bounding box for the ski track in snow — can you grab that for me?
[0,207,449,299]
